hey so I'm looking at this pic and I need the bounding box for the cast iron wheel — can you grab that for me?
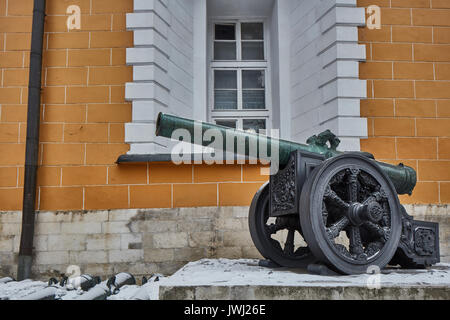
[249,182,315,268]
[299,153,402,275]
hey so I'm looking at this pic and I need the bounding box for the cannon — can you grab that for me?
[156,113,440,275]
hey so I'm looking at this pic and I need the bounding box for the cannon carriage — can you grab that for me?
[156,113,440,275]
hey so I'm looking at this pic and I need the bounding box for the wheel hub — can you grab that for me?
[348,200,383,226]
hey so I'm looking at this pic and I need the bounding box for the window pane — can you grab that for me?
[242,70,265,89]
[214,70,237,89]
[216,120,237,129]
[243,90,265,109]
[215,24,235,40]
[241,23,263,40]
[243,119,266,132]
[242,42,264,60]
[214,42,236,60]
[214,90,237,110]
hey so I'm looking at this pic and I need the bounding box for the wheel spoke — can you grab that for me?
[283,229,295,255]
[326,216,350,239]
[322,202,328,225]
[348,169,360,203]
[363,221,389,242]
[348,226,366,259]
[365,241,384,257]
[324,186,350,210]
[266,223,285,235]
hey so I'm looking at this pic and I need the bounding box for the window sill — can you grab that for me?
[116,153,261,164]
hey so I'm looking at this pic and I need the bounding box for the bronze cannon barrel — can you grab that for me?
[155,113,416,195]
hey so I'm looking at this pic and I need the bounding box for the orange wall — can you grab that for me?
[0,0,267,211]
[1,0,449,211]
[358,0,450,204]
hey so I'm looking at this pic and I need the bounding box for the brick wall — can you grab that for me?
[0,0,267,212]
[0,207,263,279]
[1,0,448,212]
[358,0,450,205]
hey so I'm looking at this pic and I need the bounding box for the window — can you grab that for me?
[209,21,270,133]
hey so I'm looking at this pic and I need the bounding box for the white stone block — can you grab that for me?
[0,237,13,252]
[322,79,367,103]
[125,82,169,104]
[36,211,72,223]
[319,26,358,54]
[12,235,47,253]
[35,251,69,265]
[321,116,367,139]
[133,65,169,88]
[35,222,60,235]
[320,61,359,86]
[69,250,108,264]
[223,231,252,247]
[141,220,177,233]
[34,236,49,253]
[126,12,168,37]
[316,0,358,21]
[126,47,169,70]
[321,43,366,67]
[153,232,188,249]
[108,209,139,222]
[144,248,174,262]
[179,207,218,219]
[125,122,156,143]
[86,234,122,251]
[121,233,143,250]
[109,249,143,263]
[102,221,136,234]
[337,117,368,138]
[0,212,21,223]
[132,100,168,122]
[0,223,21,236]
[320,7,365,33]
[336,137,362,151]
[188,232,215,248]
[319,98,361,123]
[134,29,170,57]
[134,0,171,25]
[60,222,102,234]
[127,143,170,155]
[48,234,86,251]
[71,211,108,223]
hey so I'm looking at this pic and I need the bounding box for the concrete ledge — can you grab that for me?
[158,259,450,300]
[160,285,450,300]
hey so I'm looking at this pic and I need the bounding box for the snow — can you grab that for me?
[0,280,47,300]
[107,285,141,300]
[160,259,450,288]
[0,274,164,300]
[1,260,449,299]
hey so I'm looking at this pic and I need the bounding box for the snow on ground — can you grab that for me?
[0,279,47,300]
[1,259,449,299]
[0,276,163,300]
[161,259,450,288]
[107,285,140,300]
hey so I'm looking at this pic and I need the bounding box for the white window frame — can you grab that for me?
[208,18,272,132]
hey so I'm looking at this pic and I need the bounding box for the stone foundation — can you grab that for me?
[0,205,448,280]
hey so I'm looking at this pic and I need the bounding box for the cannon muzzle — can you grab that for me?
[155,113,416,195]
